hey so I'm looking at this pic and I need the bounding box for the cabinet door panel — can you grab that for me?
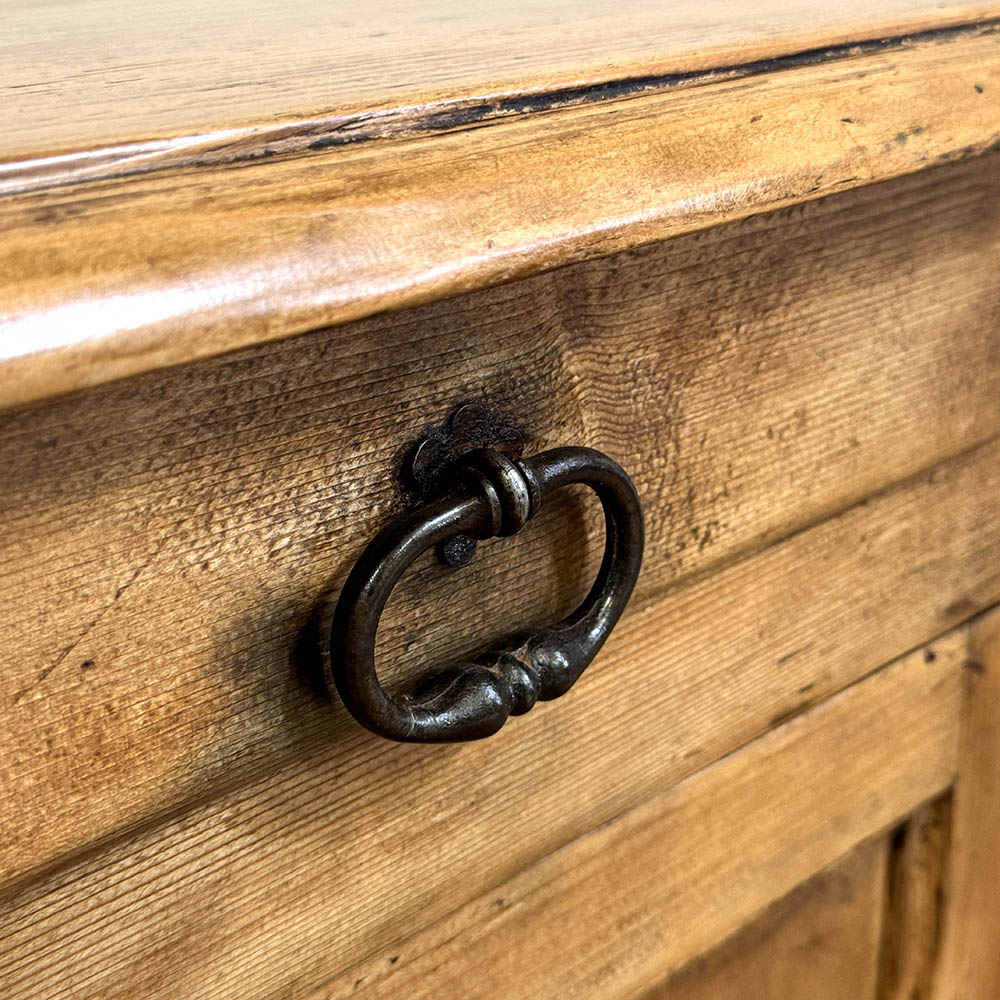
[643,838,886,1000]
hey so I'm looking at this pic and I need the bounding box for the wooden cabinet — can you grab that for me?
[2,2,999,997]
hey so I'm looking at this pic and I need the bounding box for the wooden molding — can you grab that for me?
[1,18,999,409]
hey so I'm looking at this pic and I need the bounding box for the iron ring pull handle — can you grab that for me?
[328,446,644,743]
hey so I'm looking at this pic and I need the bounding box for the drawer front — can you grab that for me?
[2,156,1000,997]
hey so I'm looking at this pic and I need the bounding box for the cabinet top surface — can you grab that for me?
[4,0,996,162]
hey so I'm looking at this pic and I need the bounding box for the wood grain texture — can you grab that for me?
[5,0,997,165]
[303,638,962,1000]
[932,608,1000,999]
[876,797,953,1000]
[2,32,999,407]
[3,159,1000,894]
[639,837,887,1000]
[0,443,994,1000]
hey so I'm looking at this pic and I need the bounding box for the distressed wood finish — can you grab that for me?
[5,3,1000,990]
[0,636,966,1000]
[933,608,1000,998]
[640,796,955,1000]
[876,797,953,1000]
[3,159,1000,892]
[641,838,887,1000]
[1,26,999,406]
[300,638,962,1000]
[5,0,997,163]
[0,439,994,998]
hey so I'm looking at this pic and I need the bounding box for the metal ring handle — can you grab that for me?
[328,446,644,742]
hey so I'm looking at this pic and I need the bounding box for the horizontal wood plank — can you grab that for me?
[304,637,963,999]
[0,439,995,999]
[2,32,999,406]
[641,837,886,1000]
[2,158,1000,892]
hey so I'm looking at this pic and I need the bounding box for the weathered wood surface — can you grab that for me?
[3,159,1000,894]
[2,31,998,406]
[0,442,993,997]
[6,0,996,164]
[933,608,1000,999]
[2,4,997,994]
[641,837,887,1000]
[642,794,955,1000]
[877,797,953,1000]
[303,638,961,1000]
